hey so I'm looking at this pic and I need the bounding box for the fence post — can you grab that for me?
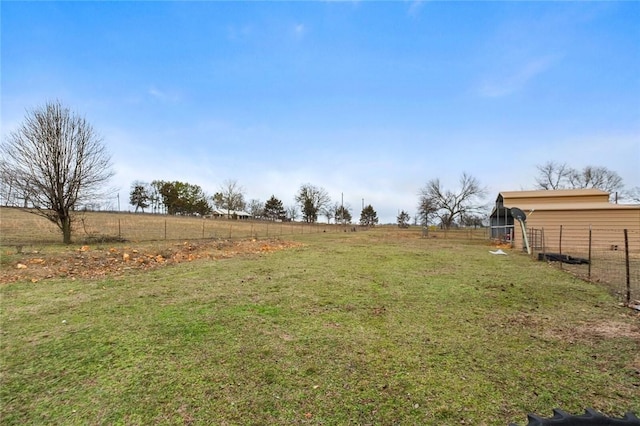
[541,227,545,260]
[164,220,167,240]
[229,225,232,239]
[202,221,205,239]
[118,219,121,238]
[559,225,563,270]
[588,225,592,280]
[267,223,269,238]
[624,229,631,305]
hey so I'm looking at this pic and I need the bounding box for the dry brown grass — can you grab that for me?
[0,207,491,245]
[0,207,342,244]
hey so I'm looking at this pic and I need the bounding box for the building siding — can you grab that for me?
[497,189,640,254]
[518,209,640,254]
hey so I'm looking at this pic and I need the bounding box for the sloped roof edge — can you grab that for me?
[499,188,609,199]
[502,202,640,211]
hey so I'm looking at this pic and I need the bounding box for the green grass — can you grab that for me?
[1,231,639,425]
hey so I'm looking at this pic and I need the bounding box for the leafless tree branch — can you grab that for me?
[0,100,114,243]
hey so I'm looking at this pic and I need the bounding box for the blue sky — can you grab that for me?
[2,1,639,223]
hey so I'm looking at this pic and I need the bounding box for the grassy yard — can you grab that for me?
[1,230,639,425]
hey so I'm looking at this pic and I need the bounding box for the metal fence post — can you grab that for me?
[559,225,563,270]
[624,229,630,305]
[588,225,592,280]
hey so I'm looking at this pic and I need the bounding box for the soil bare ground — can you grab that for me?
[0,238,302,284]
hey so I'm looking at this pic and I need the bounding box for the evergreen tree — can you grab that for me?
[397,210,410,228]
[359,204,379,227]
[263,195,286,221]
[334,205,352,224]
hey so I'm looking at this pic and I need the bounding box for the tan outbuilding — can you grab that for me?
[490,189,640,255]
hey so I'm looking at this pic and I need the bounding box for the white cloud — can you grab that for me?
[148,86,182,103]
[407,0,425,18]
[294,23,306,37]
[227,24,253,41]
[478,54,561,98]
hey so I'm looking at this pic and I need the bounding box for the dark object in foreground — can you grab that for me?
[510,408,640,426]
[538,252,590,265]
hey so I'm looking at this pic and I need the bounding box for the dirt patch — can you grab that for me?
[0,238,303,284]
[545,319,640,342]
[493,312,640,343]
[576,321,640,339]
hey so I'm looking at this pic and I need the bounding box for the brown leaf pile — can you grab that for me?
[0,239,302,284]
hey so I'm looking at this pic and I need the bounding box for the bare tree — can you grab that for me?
[622,186,640,203]
[247,198,264,219]
[0,101,113,243]
[321,204,337,224]
[0,168,18,206]
[535,161,624,194]
[567,166,623,193]
[285,205,299,222]
[535,161,571,190]
[417,192,438,227]
[419,173,486,229]
[213,179,246,217]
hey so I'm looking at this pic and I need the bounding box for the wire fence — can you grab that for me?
[87,215,354,242]
[0,208,492,245]
[421,227,489,240]
[0,208,365,245]
[526,226,639,304]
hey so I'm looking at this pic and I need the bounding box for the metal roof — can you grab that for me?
[492,188,639,214]
[498,188,609,199]
[501,202,640,211]
[212,209,251,216]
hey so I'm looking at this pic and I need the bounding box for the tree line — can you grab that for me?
[128,179,371,226]
[2,101,637,243]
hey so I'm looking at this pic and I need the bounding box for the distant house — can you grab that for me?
[490,189,640,253]
[210,209,252,220]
